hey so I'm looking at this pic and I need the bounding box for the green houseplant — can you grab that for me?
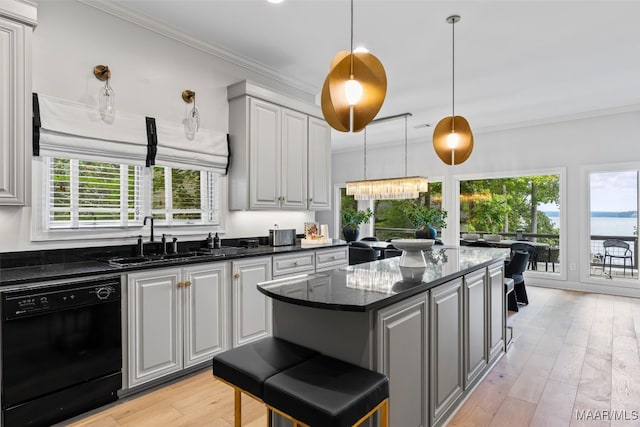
[341,207,373,242]
[406,205,447,239]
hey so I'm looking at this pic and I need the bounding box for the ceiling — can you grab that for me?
[96,0,640,151]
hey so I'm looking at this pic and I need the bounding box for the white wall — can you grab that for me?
[332,110,640,297]
[0,1,314,252]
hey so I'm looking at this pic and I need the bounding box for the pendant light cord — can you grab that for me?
[349,0,354,76]
[451,18,456,131]
[363,127,367,180]
[404,115,408,177]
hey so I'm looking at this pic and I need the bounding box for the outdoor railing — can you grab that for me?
[372,227,638,274]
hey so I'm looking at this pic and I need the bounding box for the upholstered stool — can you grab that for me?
[505,278,517,312]
[212,337,318,427]
[264,354,389,427]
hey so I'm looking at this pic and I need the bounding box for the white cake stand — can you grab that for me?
[390,239,435,267]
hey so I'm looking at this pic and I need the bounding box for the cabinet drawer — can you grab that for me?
[272,252,315,277]
[315,247,348,272]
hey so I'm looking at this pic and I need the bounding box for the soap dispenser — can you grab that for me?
[213,232,221,249]
[206,232,214,249]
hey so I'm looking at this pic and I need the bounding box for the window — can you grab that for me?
[152,166,219,225]
[459,174,561,273]
[46,158,142,228]
[588,170,638,279]
[44,157,221,230]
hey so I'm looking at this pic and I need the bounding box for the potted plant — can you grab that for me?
[406,205,447,239]
[341,207,373,242]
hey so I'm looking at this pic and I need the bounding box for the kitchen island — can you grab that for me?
[257,246,509,427]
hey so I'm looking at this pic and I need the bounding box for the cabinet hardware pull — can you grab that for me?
[178,282,184,288]
[294,261,299,266]
[234,273,240,279]
[185,281,192,287]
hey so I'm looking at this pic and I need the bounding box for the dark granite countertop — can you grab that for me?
[257,246,509,312]
[0,240,347,287]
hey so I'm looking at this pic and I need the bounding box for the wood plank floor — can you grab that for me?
[63,285,640,427]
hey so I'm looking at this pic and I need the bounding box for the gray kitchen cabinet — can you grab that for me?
[228,96,307,210]
[463,269,488,389]
[231,256,272,347]
[126,262,229,388]
[307,116,332,210]
[314,246,348,272]
[227,81,331,211]
[430,277,463,426]
[0,3,35,205]
[376,293,429,427]
[487,262,505,362]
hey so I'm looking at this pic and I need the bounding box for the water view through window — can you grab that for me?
[589,170,638,278]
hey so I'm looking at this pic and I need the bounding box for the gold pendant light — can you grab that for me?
[346,113,429,200]
[321,0,387,133]
[433,15,474,165]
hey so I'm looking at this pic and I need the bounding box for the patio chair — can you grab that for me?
[505,250,530,305]
[602,239,633,277]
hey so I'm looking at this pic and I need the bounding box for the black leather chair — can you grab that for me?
[360,236,379,242]
[349,246,378,265]
[505,250,530,305]
[349,241,371,248]
[382,248,403,259]
[467,241,495,248]
[511,242,537,270]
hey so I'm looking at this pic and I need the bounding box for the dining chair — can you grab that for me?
[467,241,495,248]
[602,239,633,277]
[510,242,537,271]
[382,248,403,259]
[360,237,379,242]
[348,246,378,265]
[505,250,530,306]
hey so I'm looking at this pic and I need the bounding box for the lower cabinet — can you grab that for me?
[127,262,229,388]
[376,293,429,427]
[463,269,488,388]
[487,262,505,362]
[430,277,464,426]
[232,256,272,347]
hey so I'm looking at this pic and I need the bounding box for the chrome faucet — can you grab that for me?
[143,216,154,242]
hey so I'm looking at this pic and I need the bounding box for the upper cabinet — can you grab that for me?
[228,81,331,211]
[0,2,36,205]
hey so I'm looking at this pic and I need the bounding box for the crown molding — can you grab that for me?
[77,0,318,96]
[0,0,37,26]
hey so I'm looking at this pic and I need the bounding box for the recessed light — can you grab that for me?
[267,0,284,4]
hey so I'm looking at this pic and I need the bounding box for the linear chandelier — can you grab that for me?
[346,113,428,200]
[320,0,386,133]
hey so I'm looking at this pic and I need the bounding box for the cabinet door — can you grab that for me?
[249,99,281,209]
[464,269,488,388]
[128,269,182,387]
[487,262,505,362]
[232,257,272,347]
[307,117,331,210]
[183,263,229,368]
[377,294,429,427]
[0,16,29,205]
[280,109,308,209]
[430,278,463,426]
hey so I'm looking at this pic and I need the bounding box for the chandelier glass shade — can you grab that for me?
[346,176,429,200]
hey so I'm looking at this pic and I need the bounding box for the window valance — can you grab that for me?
[33,93,229,173]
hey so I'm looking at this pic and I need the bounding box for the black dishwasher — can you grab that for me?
[1,277,122,427]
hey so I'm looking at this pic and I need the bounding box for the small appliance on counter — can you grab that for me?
[238,238,260,248]
[268,228,296,247]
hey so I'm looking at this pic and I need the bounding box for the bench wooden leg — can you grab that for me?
[234,388,241,427]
